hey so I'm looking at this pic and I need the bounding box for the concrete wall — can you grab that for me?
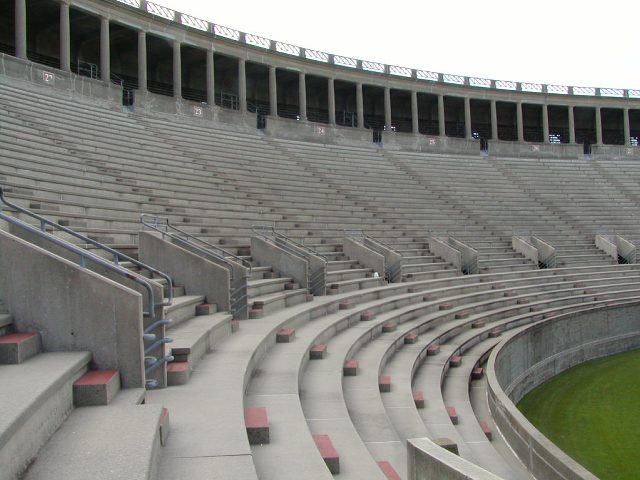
[0,53,122,107]
[512,236,539,265]
[363,237,403,282]
[251,236,308,289]
[615,235,636,263]
[428,237,461,271]
[139,231,231,311]
[531,236,556,267]
[407,437,503,480]
[595,234,617,260]
[487,303,640,480]
[0,230,144,387]
[449,238,478,274]
[343,237,385,277]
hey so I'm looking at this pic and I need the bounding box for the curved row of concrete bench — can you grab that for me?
[134,263,640,480]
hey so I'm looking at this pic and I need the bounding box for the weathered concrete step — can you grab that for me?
[247,277,296,297]
[326,276,386,294]
[402,262,451,274]
[0,351,92,480]
[73,369,120,406]
[325,268,373,282]
[0,331,41,364]
[22,404,165,480]
[402,255,439,265]
[479,264,538,273]
[169,312,234,370]
[402,269,460,282]
[326,260,358,272]
[249,266,274,280]
[250,288,310,317]
[164,295,206,328]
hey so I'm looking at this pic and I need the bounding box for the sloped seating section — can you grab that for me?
[3,73,640,480]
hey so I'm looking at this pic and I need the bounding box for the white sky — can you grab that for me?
[156,0,639,90]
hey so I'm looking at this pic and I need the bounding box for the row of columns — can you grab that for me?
[13,0,634,146]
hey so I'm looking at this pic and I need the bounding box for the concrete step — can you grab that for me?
[325,268,373,282]
[22,404,166,480]
[247,277,295,297]
[0,351,92,480]
[164,295,206,328]
[326,276,386,294]
[249,288,310,317]
[0,331,41,364]
[73,369,121,406]
[402,262,451,274]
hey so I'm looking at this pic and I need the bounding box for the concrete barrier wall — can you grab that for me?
[595,235,617,260]
[0,230,144,387]
[487,303,640,480]
[139,231,231,311]
[364,237,403,282]
[531,236,556,267]
[512,236,539,265]
[449,238,478,274]
[615,235,636,263]
[428,237,461,271]
[407,438,503,480]
[343,237,385,277]
[251,236,308,289]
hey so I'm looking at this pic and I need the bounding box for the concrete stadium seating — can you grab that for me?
[2,74,640,480]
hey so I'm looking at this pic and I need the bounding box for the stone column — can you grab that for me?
[60,2,71,72]
[568,106,575,144]
[438,94,445,136]
[624,108,631,146]
[542,104,550,144]
[137,31,147,93]
[516,102,524,142]
[15,0,27,59]
[206,49,214,105]
[411,90,419,134]
[238,58,246,112]
[464,97,472,139]
[490,100,498,140]
[173,40,181,98]
[100,17,110,83]
[356,83,364,129]
[269,65,277,116]
[328,77,336,125]
[595,106,603,145]
[298,72,306,121]
[384,87,391,130]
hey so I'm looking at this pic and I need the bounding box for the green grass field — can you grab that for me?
[517,348,640,480]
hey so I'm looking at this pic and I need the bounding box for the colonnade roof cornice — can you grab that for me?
[72,0,640,107]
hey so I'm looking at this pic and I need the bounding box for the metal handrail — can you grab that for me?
[344,229,404,281]
[252,225,329,263]
[141,214,252,274]
[0,188,174,306]
[0,210,163,320]
[252,225,328,294]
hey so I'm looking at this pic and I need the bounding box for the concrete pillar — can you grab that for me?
[542,104,550,144]
[595,106,603,145]
[327,77,336,125]
[298,72,306,121]
[238,58,246,112]
[624,108,631,146]
[516,102,524,142]
[568,106,575,144]
[464,97,472,139]
[173,40,181,98]
[438,94,445,136]
[269,65,277,116]
[490,100,498,140]
[137,31,147,93]
[59,2,70,72]
[356,83,364,129]
[206,49,214,105]
[411,90,419,134]
[100,17,110,83]
[384,87,391,130]
[15,0,26,59]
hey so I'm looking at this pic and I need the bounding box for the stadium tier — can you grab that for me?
[2,1,640,480]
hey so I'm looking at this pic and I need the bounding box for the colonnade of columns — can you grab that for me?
[12,0,635,145]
